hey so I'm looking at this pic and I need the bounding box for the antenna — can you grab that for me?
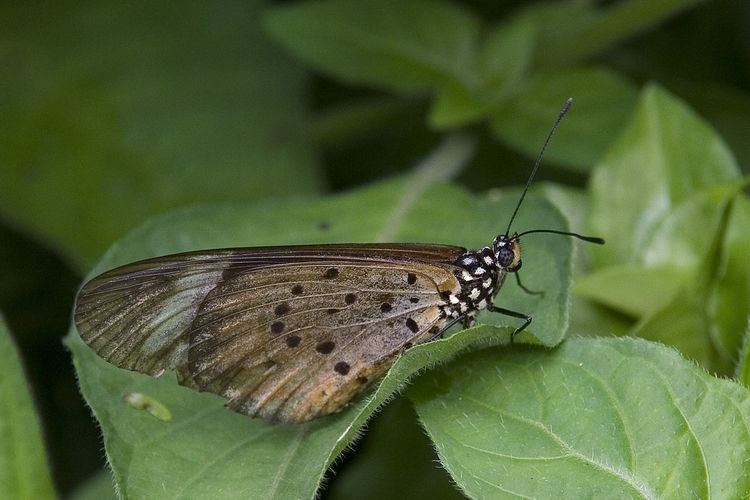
[505,97,572,236]
[515,229,604,245]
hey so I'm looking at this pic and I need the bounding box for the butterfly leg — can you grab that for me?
[430,315,465,341]
[514,272,544,296]
[462,313,476,329]
[487,304,531,344]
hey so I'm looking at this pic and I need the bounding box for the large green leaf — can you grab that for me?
[589,84,740,268]
[263,0,480,93]
[0,0,320,269]
[0,315,56,500]
[411,336,750,499]
[68,176,574,498]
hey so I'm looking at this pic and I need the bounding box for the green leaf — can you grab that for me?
[712,195,750,359]
[428,15,537,129]
[568,296,634,339]
[0,315,56,500]
[584,87,748,372]
[490,68,638,171]
[638,186,738,271]
[480,16,536,88]
[621,185,744,374]
[557,186,738,328]
[429,82,492,129]
[263,0,480,94]
[411,336,750,499]
[589,84,740,268]
[575,265,688,318]
[631,290,732,374]
[535,0,707,68]
[520,0,599,52]
[0,0,320,269]
[69,177,573,498]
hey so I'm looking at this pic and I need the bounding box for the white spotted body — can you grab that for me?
[438,234,522,327]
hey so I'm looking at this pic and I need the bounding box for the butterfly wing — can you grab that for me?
[74,244,465,423]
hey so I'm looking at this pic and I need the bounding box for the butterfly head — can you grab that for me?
[492,233,522,272]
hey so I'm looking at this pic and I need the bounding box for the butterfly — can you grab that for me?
[74,98,603,423]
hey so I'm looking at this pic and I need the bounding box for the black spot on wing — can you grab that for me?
[316,340,335,354]
[286,335,301,348]
[323,268,339,279]
[274,303,290,316]
[405,318,419,333]
[334,361,350,375]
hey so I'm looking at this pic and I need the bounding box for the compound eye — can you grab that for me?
[497,246,515,268]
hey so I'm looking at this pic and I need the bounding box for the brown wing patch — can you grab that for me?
[182,262,458,423]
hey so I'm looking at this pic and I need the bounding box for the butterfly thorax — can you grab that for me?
[440,246,501,321]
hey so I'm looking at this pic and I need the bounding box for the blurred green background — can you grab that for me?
[1,0,749,498]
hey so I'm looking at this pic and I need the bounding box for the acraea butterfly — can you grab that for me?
[74,98,603,423]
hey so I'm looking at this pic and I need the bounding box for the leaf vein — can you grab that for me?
[462,394,654,499]
[559,358,638,472]
[639,357,711,498]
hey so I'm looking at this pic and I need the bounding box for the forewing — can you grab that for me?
[74,244,464,423]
